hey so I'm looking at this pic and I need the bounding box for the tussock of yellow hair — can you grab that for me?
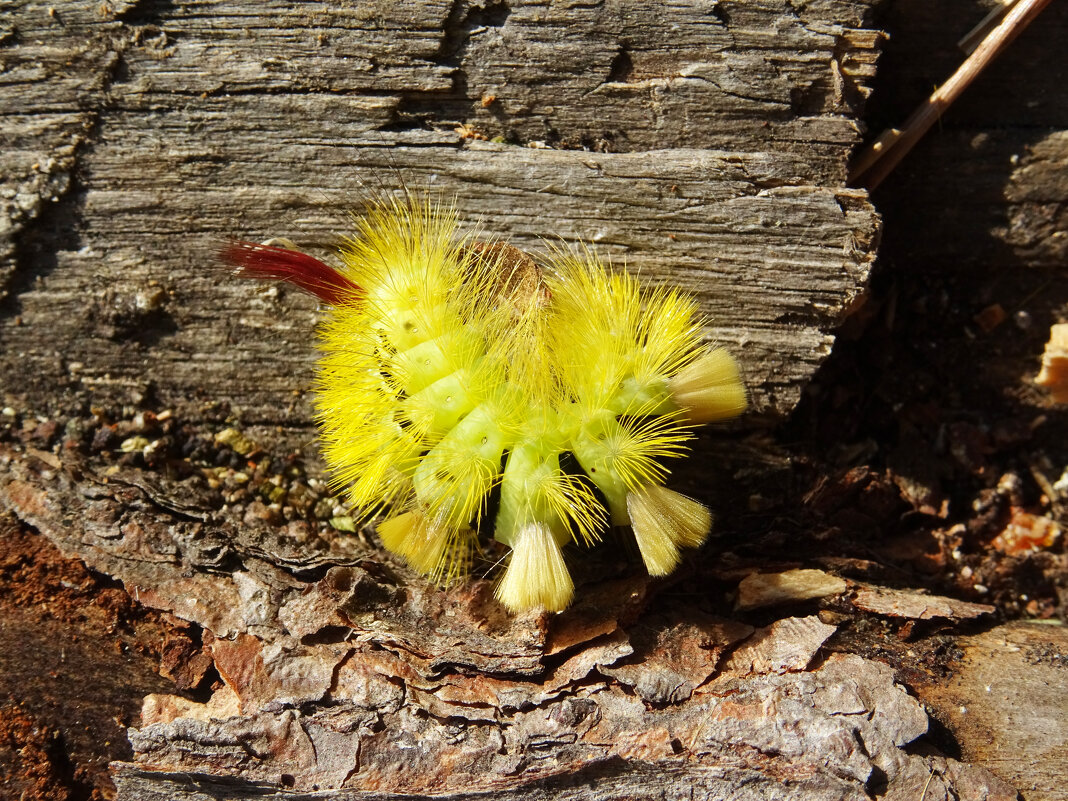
[631,284,705,379]
[627,484,712,576]
[376,510,474,585]
[495,522,574,612]
[668,349,748,423]
[376,511,438,566]
[538,469,606,548]
[545,253,641,406]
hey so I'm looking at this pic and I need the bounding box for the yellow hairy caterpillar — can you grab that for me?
[224,198,746,612]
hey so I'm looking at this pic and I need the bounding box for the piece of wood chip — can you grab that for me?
[718,616,838,678]
[1036,322,1068,403]
[852,587,994,620]
[736,568,848,610]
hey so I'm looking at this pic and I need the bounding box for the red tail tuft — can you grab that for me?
[220,241,362,306]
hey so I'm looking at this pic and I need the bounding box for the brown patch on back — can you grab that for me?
[461,241,550,313]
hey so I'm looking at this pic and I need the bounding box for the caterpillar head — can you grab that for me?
[223,198,747,613]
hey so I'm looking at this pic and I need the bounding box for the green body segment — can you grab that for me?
[569,411,634,525]
[388,295,680,541]
[496,442,570,548]
[393,333,469,395]
[605,374,675,417]
[402,367,482,439]
[412,402,510,528]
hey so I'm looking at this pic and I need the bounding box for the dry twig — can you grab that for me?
[850,0,1052,190]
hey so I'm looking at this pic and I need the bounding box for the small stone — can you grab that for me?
[991,510,1061,555]
[973,303,1005,332]
[331,516,357,533]
[214,427,257,456]
[120,435,150,453]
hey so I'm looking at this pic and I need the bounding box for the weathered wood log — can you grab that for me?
[911,622,1068,801]
[1,0,880,427]
[2,0,1055,799]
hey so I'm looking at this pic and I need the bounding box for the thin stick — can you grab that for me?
[849,0,1052,191]
[958,0,1015,55]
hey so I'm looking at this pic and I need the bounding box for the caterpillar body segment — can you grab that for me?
[224,198,747,613]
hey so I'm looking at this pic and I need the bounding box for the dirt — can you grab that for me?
[0,518,210,800]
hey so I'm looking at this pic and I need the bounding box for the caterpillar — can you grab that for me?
[223,197,747,613]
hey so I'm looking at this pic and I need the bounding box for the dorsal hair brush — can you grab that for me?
[223,197,747,612]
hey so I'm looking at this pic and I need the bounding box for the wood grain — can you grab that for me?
[1,0,881,430]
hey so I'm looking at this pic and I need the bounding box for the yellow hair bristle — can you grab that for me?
[545,254,641,405]
[668,349,748,422]
[496,437,607,548]
[567,405,694,525]
[225,196,747,613]
[632,285,705,379]
[495,522,574,613]
[376,510,474,584]
[626,485,712,576]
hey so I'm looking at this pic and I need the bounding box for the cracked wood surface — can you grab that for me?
[1,0,879,432]
[0,1,1030,799]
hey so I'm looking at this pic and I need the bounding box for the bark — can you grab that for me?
[0,446,1022,800]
